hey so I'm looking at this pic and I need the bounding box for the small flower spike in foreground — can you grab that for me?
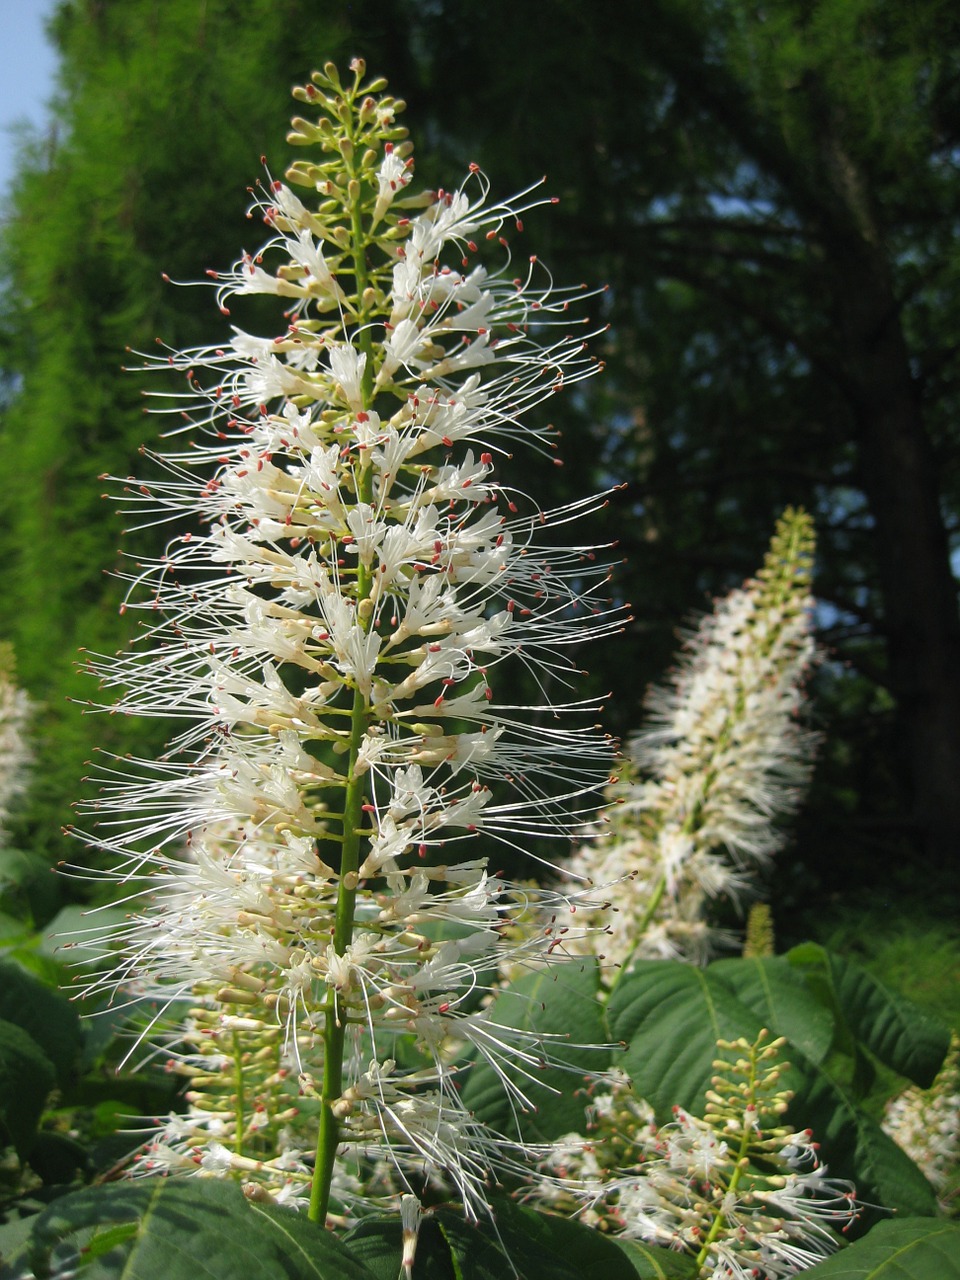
[564,508,818,968]
[75,61,621,1223]
[534,1032,859,1280]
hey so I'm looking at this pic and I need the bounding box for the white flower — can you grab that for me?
[78,62,621,1222]
[0,644,33,839]
[562,509,818,968]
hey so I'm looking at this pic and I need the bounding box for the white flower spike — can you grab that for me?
[75,59,621,1224]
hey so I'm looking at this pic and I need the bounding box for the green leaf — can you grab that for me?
[709,955,835,1065]
[341,1202,691,1280]
[458,958,611,1140]
[607,1238,700,1278]
[606,961,765,1117]
[24,1130,92,1187]
[0,848,38,891]
[786,944,950,1087]
[0,1017,56,1157]
[0,1211,40,1267]
[341,1217,457,1280]
[485,1199,697,1278]
[39,905,129,970]
[439,1210,585,1280]
[605,960,938,1217]
[0,960,83,1088]
[7,1178,378,1279]
[800,1217,960,1278]
[787,1068,938,1219]
[829,952,949,1087]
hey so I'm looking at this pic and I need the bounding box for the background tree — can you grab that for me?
[398,0,960,896]
[1,0,957,933]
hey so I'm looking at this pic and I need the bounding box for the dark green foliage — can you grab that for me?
[0,1179,698,1280]
[458,958,612,1141]
[801,1218,960,1278]
[0,1019,55,1160]
[0,0,362,871]
[0,1178,379,1279]
[0,961,82,1089]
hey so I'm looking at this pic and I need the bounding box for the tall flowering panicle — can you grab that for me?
[74,61,621,1222]
[882,1031,960,1209]
[533,1033,859,1280]
[0,643,33,842]
[563,509,818,968]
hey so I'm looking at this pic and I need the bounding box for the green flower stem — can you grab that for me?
[309,680,371,1223]
[308,92,377,1223]
[232,1029,246,1159]
[694,1047,760,1273]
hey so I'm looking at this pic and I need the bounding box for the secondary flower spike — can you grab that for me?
[564,508,818,968]
[76,61,622,1222]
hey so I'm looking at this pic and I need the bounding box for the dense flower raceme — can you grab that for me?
[883,1031,959,1208]
[72,62,622,1220]
[532,1033,859,1280]
[563,509,818,969]
[0,642,33,841]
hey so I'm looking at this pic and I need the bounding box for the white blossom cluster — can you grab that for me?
[531,1035,858,1280]
[0,643,33,841]
[74,62,620,1218]
[882,1031,959,1208]
[563,509,818,968]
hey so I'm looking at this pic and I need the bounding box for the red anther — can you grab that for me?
[507,600,516,612]
[433,693,445,708]
[438,1002,451,1014]
[442,436,453,447]
[361,804,376,813]
[419,843,427,858]
[469,162,480,173]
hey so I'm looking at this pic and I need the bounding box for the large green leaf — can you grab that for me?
[0,1018,56,1157]
[606,961,766,1116]
[485,1198,697,1279]
[341,1217,457,1280]
[709,956,835,1065]
[606,1239,699,1278]
[458,958,611,1141]
[0,960,83,1088]
[341,1202,695,1280]
[786,944,950,1087]
[4,1178,377,1279]
[800,1218,960,1278]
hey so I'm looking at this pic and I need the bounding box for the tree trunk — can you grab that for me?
[831,239,960,869]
